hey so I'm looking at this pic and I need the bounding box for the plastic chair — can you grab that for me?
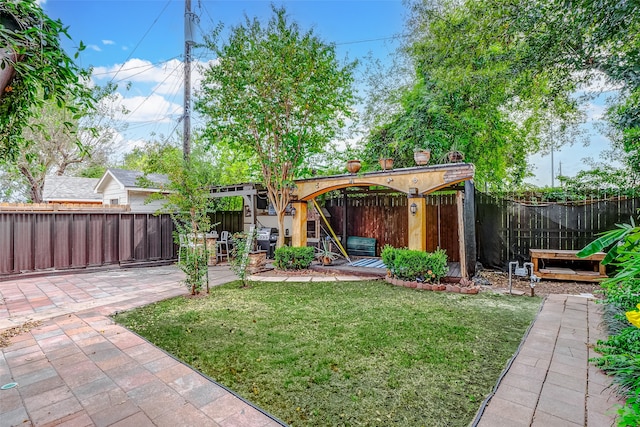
[216,231,231,262]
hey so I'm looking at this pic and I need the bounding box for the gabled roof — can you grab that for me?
[94,168,170,194]
[43,176,101,202]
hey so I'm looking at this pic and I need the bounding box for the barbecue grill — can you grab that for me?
[257,227,278,258]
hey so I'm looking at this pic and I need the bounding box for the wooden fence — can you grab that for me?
[476,192,640,269]
[324,193,460,260]
[0,209,245,277]
[324,191,640,268]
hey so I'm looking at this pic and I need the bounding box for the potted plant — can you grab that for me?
[413,148,431,166]
[379,157,394,170]
[443,142,464,163]
[316,239,340,265]
[346,159,362,174]
[447,150,464,163]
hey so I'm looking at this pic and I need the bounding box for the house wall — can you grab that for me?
[101,178,126,205]
[128,191,167,213]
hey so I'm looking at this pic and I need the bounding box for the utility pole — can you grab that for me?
[550,143,554,187]
[183,0,195,162]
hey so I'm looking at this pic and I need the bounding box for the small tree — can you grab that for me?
[196,5,356,247]
[228,229,257,287]
[148,150,217,295]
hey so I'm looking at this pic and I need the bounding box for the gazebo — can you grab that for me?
[289,163,476,278]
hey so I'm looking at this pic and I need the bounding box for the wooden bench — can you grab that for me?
[529,249,607,282]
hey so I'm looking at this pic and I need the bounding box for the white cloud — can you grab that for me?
[102,40,115,46]
[584,101,607,122]
[88,44,102,52]
[102,92,182,124]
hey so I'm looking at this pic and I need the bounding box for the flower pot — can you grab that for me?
[414,149,431,166]
[379,158,394,170]
[346,159,362,174]
[322,256,333,266]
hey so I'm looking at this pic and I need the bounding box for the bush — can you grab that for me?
[579,221,640,425]
[381,246,448,283]
[274,246,315,270]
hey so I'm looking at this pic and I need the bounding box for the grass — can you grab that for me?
[114,280,541,426]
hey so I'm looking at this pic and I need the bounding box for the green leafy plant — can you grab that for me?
[274,246,315,270]
[315,239,341,264]
[382,246,448,283]
[229,230,257,287]
[381,244,397,272]
[616,390,640,427]
[579,218,640,425]
[1,0,94,161]
[176,233,209,295]
[147,152,218,295]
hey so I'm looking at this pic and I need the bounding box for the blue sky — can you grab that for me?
[41,0,610,187]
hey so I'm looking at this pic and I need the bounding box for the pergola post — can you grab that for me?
[407,196,426,251]
[291,200,307,247]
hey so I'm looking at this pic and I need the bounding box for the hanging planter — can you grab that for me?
[413,149,431,166]
[447,150,464,163]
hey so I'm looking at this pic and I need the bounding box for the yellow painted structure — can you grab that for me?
[290,163,474,252]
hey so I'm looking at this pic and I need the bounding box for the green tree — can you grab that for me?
[196,5,356,247]
[0,0,93,161]
[0,84,120,202]
[363,0,586,189]
[146,150,217,295]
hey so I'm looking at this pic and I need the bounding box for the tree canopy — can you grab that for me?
[360,0,588,189]
[196,5,356,246]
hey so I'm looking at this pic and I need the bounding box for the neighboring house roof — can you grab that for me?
[43,176,102,203]
[94,168,170,194]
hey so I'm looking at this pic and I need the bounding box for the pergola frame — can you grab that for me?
[290,163,477,277]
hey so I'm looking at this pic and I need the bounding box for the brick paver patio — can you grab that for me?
[0,266,627,426]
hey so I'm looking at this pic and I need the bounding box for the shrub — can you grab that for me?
[381,246,448,283]
[579,221,640,425]
[274,246,315,270]
[381,244,397,271]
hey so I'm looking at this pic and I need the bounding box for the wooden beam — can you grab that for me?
[456,190,467,278]
[463,180,476,278]
[291,200,307,247]
[408,197,426,251]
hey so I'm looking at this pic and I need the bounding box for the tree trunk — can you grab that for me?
[276,209,286,248]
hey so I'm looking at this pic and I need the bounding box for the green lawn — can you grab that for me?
[114,280,541,426]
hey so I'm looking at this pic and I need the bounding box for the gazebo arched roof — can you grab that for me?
[291,163,474,201]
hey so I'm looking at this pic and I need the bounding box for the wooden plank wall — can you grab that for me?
[324,193,460,260]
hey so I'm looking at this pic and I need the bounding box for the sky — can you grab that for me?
[40,0,612,187]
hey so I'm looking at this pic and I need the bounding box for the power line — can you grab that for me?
[107,0,173,84]
[336,34,408,46]
[91,56,181,78]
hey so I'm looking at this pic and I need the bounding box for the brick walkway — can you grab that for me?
[0,265,285,427]
[475,294,624,426]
